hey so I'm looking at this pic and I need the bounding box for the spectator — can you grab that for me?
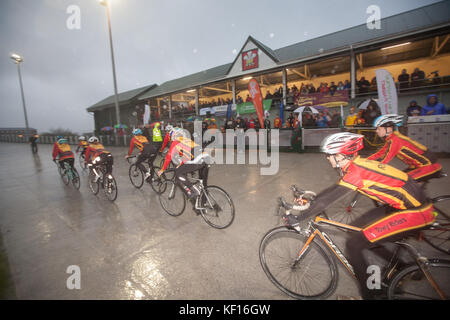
[302,112,316,128]
[337,81,345,91]
[330,109,342,127]
[411,67,425,88]
[235,117,246,130]
[357,77,370,94]
[421,94,447,115]
[329,82,337,95]
[343,80,351,91]
[316,112,329,128]
[345,106,358,127]
[273,115,282,129]
[265,90,273,99]
[308,84,316,94]
[287,112,295,128]
[300,83,309,95]
[370,77,377,92]
[248,116,256,129]
[264,116,271,130]
[364,103,381,126]
[431,71,442,86]
[319,83,329,94]
[225,117,235,130]
[398,69,410,91]
[406,100,422,117]
[356,110,366,126]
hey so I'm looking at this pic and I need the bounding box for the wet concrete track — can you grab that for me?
[0,142,449,299]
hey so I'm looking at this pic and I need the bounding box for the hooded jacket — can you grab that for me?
[420,94,447,115]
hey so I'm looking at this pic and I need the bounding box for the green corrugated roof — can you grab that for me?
[87,83,157,112]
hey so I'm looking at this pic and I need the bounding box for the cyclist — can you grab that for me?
[76,136,89,158]
[125,128,158,181]
[52,137,75,171]
[368,114,442,182]
[157,128,209,200]
[283,132,436,299]
[160,124,174,152]
[85,136,113,177]
[29,134,39,153]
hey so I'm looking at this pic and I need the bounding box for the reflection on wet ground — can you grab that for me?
[0,143,448,299]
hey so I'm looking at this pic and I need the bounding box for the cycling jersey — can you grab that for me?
[76,140,89,153]
[161,137,198,171]
[339,156,425,210]
[367,131,442,180]
[85,143,110,163]
[52,142,74,161]
[128,135,149,155]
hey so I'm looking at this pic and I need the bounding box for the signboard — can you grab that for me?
[212,104,237,116]
[236,99,272,115]
[295,91,349,108]
[242,49,259,71]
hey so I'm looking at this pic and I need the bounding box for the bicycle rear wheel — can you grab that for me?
[259,227,338,300]
[158,180,186,216]
[88,169,100,195]
[72,168,81,190]
[149,166,165,194]
[61,165,70,185]
[387,260,450,300]
[422,196,450,255]
[199,186,235,229]
[104,175,118,201]
[129,164,144,189]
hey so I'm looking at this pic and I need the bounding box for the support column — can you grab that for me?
[350,49,356,99]
[282,69,287,106]
[232,80,236,105]
[168,96,172,119]
[195,89,199,116]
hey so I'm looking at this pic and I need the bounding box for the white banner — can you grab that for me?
[143,104,150,124]
[376,69,398,115]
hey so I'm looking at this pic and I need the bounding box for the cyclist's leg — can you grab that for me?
[175,164,202,198]
[137,144,153,173]
[199,164,209,187]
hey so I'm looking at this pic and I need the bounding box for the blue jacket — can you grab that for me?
[420,94,447,115]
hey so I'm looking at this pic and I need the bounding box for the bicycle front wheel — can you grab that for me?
[387,260,450,300]
[422,196,450,255]
[199,186,235,229]
[259,227,338,300]
[104,175,118,201]
[129,164,144,189]
[72,168,81,190]
[158,180,186,216]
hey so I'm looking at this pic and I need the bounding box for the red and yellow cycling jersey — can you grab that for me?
[161,137,198,171]
[85,143,110,163]
[128,135,149,155]
[339,156,425,210]
[52,142,74,161]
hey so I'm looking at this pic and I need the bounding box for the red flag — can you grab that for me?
[248,79,265,129]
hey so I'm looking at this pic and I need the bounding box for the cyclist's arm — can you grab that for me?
[294,184,354,221]
[161,142,177,171]
[367,140,393,163]
[160,133,170,152]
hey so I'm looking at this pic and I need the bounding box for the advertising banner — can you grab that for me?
[248,79,265,128]
[295,91,349,108]
[236,99,272,115]
[376,68,398,115]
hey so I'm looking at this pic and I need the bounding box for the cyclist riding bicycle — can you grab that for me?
[368,114,443,182]
[85,136,114,176]
[76,136,89,157]
[125,128,159,181]
[283,132,436,299]
[157,128,210,200]
[52,137,75,171]
[159,124,175,152]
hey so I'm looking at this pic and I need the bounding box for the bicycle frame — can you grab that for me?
[294,216,362,278]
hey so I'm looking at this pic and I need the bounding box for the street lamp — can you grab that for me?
[99,0,121,144]
[10,53,29,129]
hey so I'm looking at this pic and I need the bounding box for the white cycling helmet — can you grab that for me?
[166,124,174,132]
[78,136,86,141]
[88,136,99,143]
[321,132,364,156]
[373,114,403,128]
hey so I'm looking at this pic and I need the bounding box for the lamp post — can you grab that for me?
[10,53,29,129]
[99,0,121,145]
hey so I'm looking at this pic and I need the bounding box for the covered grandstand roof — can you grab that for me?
[87,83,157,112]
[87,0,450,109]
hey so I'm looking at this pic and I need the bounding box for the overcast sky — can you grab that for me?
[0,0,441,134]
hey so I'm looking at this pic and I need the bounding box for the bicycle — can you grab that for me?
[259,191,450,300]
[158,160,235,229]
[88,162,118,201]
[77,150,87,170]
[54,160,80,190]
[127,154,164,194]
